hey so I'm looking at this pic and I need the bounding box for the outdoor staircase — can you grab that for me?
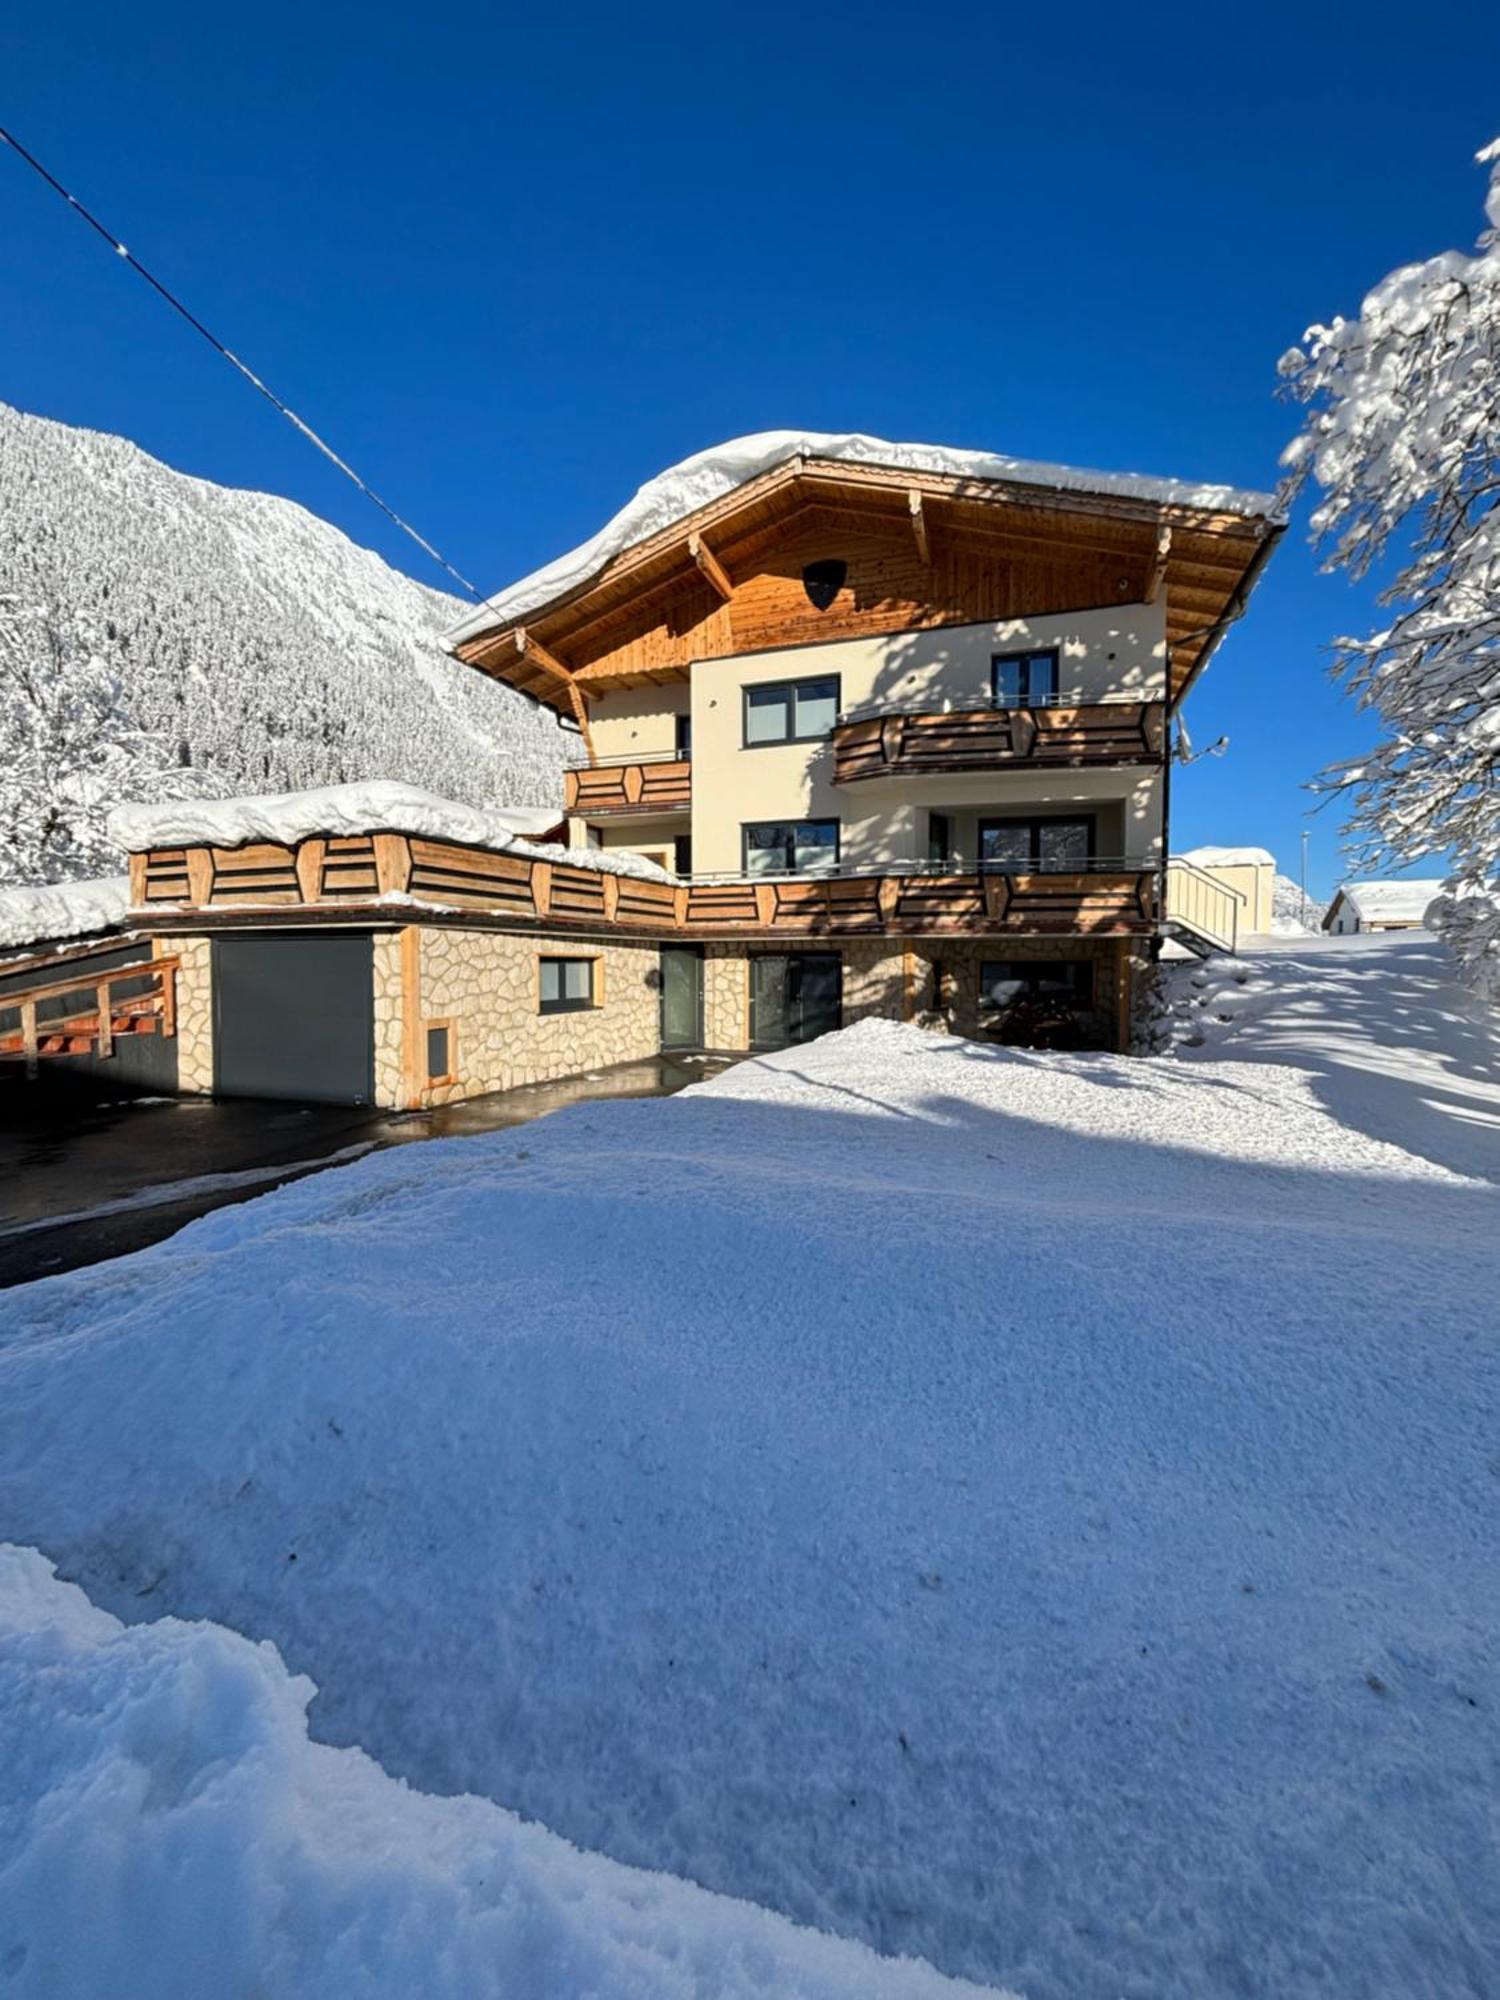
[1162,858,1246,957]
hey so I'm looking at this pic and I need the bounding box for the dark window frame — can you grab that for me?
[538,955,599,1015]
[928,810,952,867]
[978,813,1097,871]
[741,818,842,876]
[674,712,693,758]
[991,648,1060,710]
[741,674,842,749]
[424,1018,456,1084]
[978,957,1096,1018]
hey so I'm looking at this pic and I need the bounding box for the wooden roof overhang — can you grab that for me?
[452,458,1282,718]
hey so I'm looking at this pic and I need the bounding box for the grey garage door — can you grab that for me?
[212,933,375,1105]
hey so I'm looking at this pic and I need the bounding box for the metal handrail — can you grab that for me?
[572,748,691,770]
[685,854,1156,885]
[835,691,1164,726]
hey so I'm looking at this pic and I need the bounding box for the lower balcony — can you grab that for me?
[832,700,1164,783]
[564,754,691,816]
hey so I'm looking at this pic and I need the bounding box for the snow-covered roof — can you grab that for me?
[0,876,130,955]
[1331,879,1447,924]
[107,783,562,858]
[447,430,1283,645]
[1181,845,1276,869]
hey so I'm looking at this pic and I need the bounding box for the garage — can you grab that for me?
[212,932,375,1105]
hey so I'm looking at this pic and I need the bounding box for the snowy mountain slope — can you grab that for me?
[1272,871,1326,932]
[2,978,1498,1996]
[0,404,569,817]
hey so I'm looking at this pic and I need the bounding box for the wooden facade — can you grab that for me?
[0,956,178,1076]
[563,758,692,816]
[130,832,1158,941]
[452,460,1279,717]
[831,700,1165,784]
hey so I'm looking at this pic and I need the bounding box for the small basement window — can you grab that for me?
[539,956,598,1013]
[425,1019,455,1082]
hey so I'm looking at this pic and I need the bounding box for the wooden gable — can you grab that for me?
[454,460,1279,714]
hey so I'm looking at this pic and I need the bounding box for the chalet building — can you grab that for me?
[2,437,1282,1107]
[1323,880,1445,934]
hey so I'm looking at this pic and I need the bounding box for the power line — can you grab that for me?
[0,123,482,601]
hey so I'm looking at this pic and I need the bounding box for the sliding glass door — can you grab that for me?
[749,954,843,1050]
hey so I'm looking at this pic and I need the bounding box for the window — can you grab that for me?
[743,819,840,876]
[992,649,1059,709]
[425,1021,454,1082]
[675,712,693,758]
[979,959,1094,1018]
[979,815,1094,872]
[539,956,597,1013]
[928,811,952,867]
[673,833,694,875]
[743,675,841,747]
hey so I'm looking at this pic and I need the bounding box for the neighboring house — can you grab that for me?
[2,434,1282,1107]
[1323,880,1446,934]
[1176,846,1276,935]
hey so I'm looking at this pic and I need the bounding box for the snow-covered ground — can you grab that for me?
[2,938,1498,1996]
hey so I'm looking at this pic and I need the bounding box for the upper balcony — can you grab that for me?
[564,752,691,818]
[831,697,1164,785]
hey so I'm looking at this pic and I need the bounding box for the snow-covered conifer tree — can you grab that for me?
[0,593,190,887]
[1279,139,1500,987]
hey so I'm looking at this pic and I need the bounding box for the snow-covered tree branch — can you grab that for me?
[0,593,193,888]
[1280,145,1500,1000]
[1278,137,1500,989]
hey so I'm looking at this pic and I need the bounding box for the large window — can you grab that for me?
[743,675,840,747]
[980,959,1094,1014]
[538,956,598,1013]
[992,649,1059,709]
[743,819,840,876]
[979,815,1094,872]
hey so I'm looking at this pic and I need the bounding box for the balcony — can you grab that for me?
[564,753,691,817]
[831,698,1165,784]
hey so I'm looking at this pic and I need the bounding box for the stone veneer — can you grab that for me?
[153,934,214,1093]
[396,925,666,1110]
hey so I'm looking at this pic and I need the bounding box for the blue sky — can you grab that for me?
[4,0,1497,896]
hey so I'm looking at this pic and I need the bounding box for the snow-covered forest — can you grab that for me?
[0,404,571,886]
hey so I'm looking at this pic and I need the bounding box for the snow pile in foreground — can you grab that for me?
[3,997,1498,1997]
[0,875,128,954]
[449,430,1281,640]
[0,1548,991,2000]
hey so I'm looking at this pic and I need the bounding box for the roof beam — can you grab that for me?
[514,626,575,685]
[1145,525,1172,604]
[908,490,932,565]
[688,532,734,602]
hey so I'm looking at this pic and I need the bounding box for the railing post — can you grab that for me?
[96,981,113,1060]
[21,998,37,1079]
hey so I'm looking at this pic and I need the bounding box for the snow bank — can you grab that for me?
[448,430,1282,641]
[1179,844,1275,868]
[0,1546,994,2000]
[3,996,1499,1996]
[107,782,561,856]
[0,874,129,953]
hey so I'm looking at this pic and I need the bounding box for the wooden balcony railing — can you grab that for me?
[0,956,178,1077]
[832,700,1165,782]
[564,756,692,816]
[129,830,1159,941]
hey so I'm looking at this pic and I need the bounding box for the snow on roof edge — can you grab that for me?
[1333,879,1449,921]
[1180,845,1276,868]
[107,782,563,859]
[446,430,1284,646]
[0,876,130,954]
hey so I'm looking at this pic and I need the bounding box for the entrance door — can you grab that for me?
[660,945,704,1049]
[212,933,374,1104]
[750,954,843,1049]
